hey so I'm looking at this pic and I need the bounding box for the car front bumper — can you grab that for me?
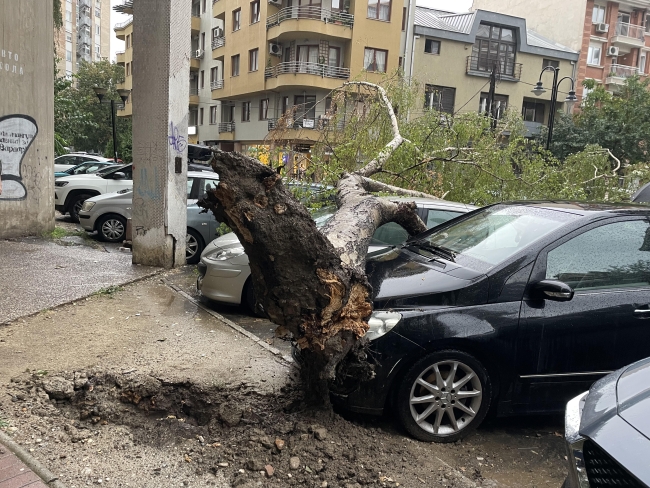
[196,258,249,305]
[77,210,97,232]
[564,392,589,488]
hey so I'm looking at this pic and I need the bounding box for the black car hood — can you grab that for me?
[366,247,487,308]
[580,358,650,486]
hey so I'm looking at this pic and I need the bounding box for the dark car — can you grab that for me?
[564,357,650,488]
[332,201,650,443]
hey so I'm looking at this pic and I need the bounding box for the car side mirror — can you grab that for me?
[530,280,574,302]
[112,172,126,180]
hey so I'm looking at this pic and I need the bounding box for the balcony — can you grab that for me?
[190,50,202,70]
[211,80,224,90]
[189,87,200,105]
[611,22,645,49]
[116,51,126,65]
[606,63,640,85]
[267,7,354,41]
[265,62,350,90]
[191,14,201,33]
[466,55,522,81]
[211,36,225,51]
[268,116,345,131]
[218,121,235,132]
[114,17,133,39]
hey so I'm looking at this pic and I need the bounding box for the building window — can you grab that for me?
[646,14,650,33]
[424,39,441,55]
[202,0,207,13]
[126,62,131,76]
[543,59,559,69]
[242,101,251,122]
[401,7,406,30]
[210,106,218,124]
[471,23,516,76]
[592,5,606,24]
[479,93,508,119]
[281,96,290,116]
[233,9,241,31]
[367,0,391,21]
[231,54,240,76]
[200,70,205,88]
[66,10,72,21]
[210,66,219,82]
[522,100,545,123]
[363,48,388,72]
[284,47,291,63]
[260,98,269,120]
[199,107,204,125]
[640,53,647,74]
[95,45,101,56]
[96,25,101,36]
[249,48,259,71]
[587,43,602,65]
[251,0,260,24]
[294,95,316,121]
[201,33,205,51]
[424,85,455,113]
[66,33,72,42]
[126,34,130,49]
[66,50,72,61]
[95,6,100,16]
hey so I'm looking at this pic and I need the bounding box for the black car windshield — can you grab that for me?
[100,164,131,179]
[416,205,580,271]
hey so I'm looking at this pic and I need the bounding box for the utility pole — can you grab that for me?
[131,0,191,268]
[486,63,497,130]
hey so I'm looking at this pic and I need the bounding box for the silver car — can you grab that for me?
[78,171,221,264]
[197,197,476,313]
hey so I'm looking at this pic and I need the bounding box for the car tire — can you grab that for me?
[186,228,204,265]
[96,214,127,243]
[69,193,93,222]
[396,349,492,443]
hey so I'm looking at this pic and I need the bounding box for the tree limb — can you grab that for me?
[359,176,440,200]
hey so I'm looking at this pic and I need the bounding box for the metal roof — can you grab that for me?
[437,12,476,34]
[413,8,463,32]
[526,29,577,54]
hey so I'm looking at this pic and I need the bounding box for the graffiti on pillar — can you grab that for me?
[168,122,187,154]
[0,115,38,201]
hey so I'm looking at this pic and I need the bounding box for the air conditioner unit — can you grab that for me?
[195,49,205,59]
[608,46,620,56]
[268,0,282,6]
[596,23,609,33]
[213,27,223,38]
[269,43,282,56]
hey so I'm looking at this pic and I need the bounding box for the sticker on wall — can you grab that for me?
[0,114,38,201]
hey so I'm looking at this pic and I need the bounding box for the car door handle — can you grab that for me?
[634,309,650,314]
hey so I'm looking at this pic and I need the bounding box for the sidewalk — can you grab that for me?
[0,448,47,488]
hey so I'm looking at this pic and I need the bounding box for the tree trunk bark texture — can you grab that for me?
[200,150,427,406]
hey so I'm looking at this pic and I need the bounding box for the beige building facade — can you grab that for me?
[55,0,111,77]
[410,8,580,135]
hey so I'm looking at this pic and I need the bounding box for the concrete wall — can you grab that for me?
[0,0,55,238]
[472,0,588,52]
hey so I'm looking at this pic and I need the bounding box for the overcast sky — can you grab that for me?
[109,0,474,61]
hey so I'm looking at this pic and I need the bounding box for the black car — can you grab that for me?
[564,357,650,488]
[336,201,650,443]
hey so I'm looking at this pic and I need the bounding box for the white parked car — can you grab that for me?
[54,164,132,222]
[54,153,113,173]
[197,197,476,313]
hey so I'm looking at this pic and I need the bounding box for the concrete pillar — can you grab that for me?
[0,0,54,238]
[132,0,191,268]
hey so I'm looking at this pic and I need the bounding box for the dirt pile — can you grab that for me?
[1,368,485,488]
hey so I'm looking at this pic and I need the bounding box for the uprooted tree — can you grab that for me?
[199,79,629,406]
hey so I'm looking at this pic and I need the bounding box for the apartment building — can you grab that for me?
[209,0,406,164]
[472,0,650,97]
[410,8,579,135]
[55,0,111,78]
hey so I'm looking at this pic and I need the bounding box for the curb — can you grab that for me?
[162,279,294,366]
[0,268,165,327]
[0,429,68,488]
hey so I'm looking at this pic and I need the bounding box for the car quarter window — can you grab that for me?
[546,220,650,291]
[425,209,462,228]
[187,178,195,198]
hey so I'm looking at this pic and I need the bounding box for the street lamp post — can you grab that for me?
[532,67,578,150]
[92,86,132,163]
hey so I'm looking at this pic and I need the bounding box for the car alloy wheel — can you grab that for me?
[185,228,204,265]
[397,350,491,443]
[101,218,125,242]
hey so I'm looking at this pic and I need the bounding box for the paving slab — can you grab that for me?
[0,237,159,324]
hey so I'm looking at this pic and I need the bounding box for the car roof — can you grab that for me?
[495,200,650,217]
[380,196,476,210]
[188,171,219,178]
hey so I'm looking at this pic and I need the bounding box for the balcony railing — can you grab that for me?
[114,17,133,30]
[466,55,522,80]
[189,87,199,96]
[268,116,345,131]
[265,62,350,80]
[218,122,235,133]
[211,37,225,49]
[609,63,640,78]
[266,7,354,28]
[210,80,224,90]
[615,21,644,41]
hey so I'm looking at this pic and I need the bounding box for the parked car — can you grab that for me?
[632,181,650,204]
[196,198,476,313]
[322,201,650,443]
[54,153,113,173]
[78,171,221,264]
[564,357,650,488]
[55,164,132,221]
[54,160,117,178]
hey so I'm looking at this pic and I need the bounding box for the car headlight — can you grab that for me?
[81,201,96,212]
[203,247,246,262]
[366,311,402,341]
[55,181,69,187]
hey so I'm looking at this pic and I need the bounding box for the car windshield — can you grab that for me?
[415,205,580,271]
[311,207,335,228]
[99,164,131,179]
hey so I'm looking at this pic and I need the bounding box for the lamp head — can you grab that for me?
[92,86,108,102]
[532,81,546,96]
[565,89,578,111]
[116,88,132,104]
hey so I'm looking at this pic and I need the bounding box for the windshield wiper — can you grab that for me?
[407,241,456,262]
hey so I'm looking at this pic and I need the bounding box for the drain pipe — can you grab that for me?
[404,0,417,121]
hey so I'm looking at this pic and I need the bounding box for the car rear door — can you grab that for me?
[105,165,132,193]
[514,217,650,411]
[193,177,221,242]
